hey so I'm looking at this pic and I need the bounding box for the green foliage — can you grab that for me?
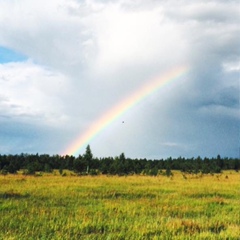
[165,167,173,177]
[148,167,158,176]
[0,167,8,175]
[25,163,36,175]
[89,169,99,176]
[0,150,239,175]
[73,156,86,173]
[83,145,93,173]
[44,163,52,173]
[59,167,63,175]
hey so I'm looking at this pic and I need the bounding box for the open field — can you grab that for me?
[0,171,239,239]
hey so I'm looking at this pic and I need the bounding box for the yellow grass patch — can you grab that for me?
[0,171,239,239]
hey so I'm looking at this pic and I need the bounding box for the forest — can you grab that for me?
[0,145,239,175]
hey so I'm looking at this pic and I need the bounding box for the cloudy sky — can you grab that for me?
[0,0,239,159]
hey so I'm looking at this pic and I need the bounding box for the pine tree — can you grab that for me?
[83,145,93,174]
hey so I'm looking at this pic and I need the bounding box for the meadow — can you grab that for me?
[0,171,239,239]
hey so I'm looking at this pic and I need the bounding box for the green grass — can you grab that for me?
[0,171,239,239]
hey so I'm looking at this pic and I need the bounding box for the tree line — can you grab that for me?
[0,145,239,175]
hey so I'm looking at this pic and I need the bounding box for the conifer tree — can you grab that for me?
[83,145,93,174]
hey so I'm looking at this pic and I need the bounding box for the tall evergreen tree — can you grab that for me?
[83,145,93,174]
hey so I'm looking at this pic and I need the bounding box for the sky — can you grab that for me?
[0,0,239,159]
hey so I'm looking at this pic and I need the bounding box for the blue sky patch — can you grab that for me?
[0,46,27,63]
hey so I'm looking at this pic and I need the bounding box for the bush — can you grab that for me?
[165,167,173,177]
[1,168,8,175]
[89,169,99,175]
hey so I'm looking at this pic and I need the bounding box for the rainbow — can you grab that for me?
[63,65,188,156]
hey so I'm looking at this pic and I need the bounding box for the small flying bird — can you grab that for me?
[122,121,124,123]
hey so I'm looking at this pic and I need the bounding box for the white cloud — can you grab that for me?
[0,61,70,126]
[0,0,239,157]
[223,60,240,72]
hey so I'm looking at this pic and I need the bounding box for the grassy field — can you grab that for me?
[0,171,239,239]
